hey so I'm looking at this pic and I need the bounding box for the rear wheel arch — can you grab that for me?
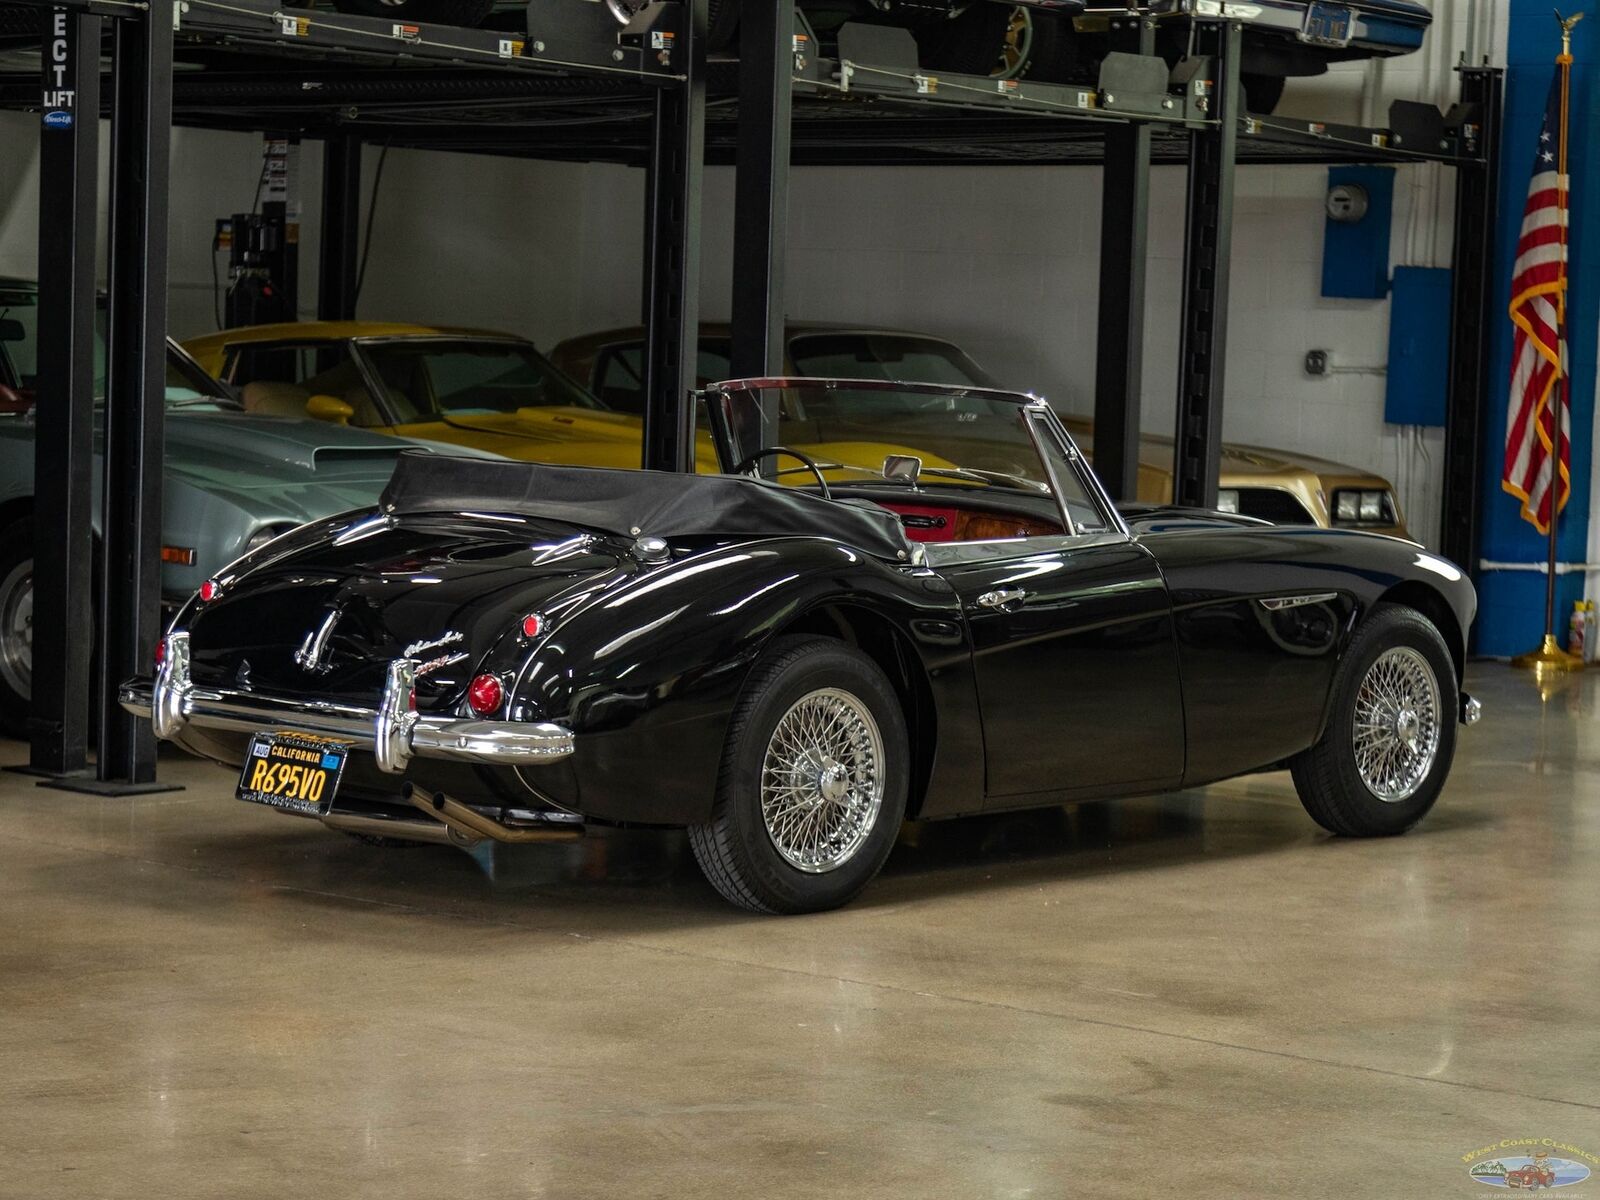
[770,602,937,819]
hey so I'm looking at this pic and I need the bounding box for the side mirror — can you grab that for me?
[306,393,354,425]
[883,454,922,484]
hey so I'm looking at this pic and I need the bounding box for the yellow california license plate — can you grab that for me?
[236,731,350,816]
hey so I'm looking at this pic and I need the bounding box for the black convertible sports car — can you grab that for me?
[121,378,1480,913]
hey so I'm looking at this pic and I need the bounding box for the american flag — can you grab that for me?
[1502,66,1572,535]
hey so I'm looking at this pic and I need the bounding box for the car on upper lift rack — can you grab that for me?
[607,0,1429,113]
[283,0,1426,115]
[0,280,497,734]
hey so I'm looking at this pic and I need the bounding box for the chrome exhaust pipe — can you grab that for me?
[321,809,480,848]
[402,782,584,844]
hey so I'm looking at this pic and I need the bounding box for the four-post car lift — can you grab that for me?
[0,0,1500,787]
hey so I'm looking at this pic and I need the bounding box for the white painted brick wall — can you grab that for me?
[1,7,1504,548]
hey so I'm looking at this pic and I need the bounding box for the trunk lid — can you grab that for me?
[185,513,635,713]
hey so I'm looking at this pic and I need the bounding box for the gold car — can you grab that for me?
[550,322,1410,538]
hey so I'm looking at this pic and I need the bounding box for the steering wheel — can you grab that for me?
[734,446,832,500]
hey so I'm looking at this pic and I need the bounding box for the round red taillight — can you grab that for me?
[521,613,542,639]
[154,639,165,668]
[198,579,220,602]
[467,674,504,717]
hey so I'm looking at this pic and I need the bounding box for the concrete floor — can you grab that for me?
[1,662,1596,1198]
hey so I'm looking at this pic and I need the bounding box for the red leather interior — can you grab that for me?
[875,501,1061,543]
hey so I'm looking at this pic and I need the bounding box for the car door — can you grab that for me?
[929,410,1185,803]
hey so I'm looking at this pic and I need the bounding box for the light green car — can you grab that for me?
[0,277,495,731]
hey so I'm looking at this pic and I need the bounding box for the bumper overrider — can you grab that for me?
[117,631,576,774]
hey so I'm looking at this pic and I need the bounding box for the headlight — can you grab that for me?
[1216,489,1240,514]
[1332,489,1393,526]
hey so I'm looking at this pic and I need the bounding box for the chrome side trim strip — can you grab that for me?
[1257,592,1339,611]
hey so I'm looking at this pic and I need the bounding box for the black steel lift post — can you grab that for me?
[0,0,1499,776]
[28,5,101,779]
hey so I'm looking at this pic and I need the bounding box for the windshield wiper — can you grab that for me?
[913,466,1049,491]
[167,395,245,411]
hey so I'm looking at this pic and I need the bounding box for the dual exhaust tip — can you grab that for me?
[399,782,583,845]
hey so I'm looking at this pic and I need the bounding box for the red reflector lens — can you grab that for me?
[467,674,504,717]
[199,579,219,602]
[521,613,542,638]
[155,639,165,667]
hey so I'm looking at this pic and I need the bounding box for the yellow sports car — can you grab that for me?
[551,322,1411,537]
[182,322,683,469]
[182,322,952,482]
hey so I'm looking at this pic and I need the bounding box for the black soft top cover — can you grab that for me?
[380,452,911,561]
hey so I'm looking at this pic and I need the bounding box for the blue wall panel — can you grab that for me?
[1321,165,1396,299]
[1475,8,1597,655]
[1386,266,1452,426]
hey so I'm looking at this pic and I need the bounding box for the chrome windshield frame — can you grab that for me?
[699,376,1128,542]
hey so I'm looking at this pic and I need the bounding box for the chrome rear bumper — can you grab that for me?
[119,631,575,773]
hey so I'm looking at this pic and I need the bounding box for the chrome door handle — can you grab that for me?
[976,587,1027,610]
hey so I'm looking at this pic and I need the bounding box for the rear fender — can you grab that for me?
[513,537,967,825]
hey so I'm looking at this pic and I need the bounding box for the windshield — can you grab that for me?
[708,380,1111,535]
[1,285,234,408]
[90,310,237,408]
[0,285,40,389]
[357,338,603,421]
[787,333,999,387]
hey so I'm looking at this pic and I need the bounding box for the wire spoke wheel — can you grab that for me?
[0,558,32,702]
[760,687,884,873]
[1351,645,1440,802]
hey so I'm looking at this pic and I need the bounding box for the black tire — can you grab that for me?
[0,517,32,736]
[1241,71,1287,114]
[914,1,1014,76]
[1014,8,1078,83]
[1289,603,1458,837]
[329,0,495,26]
[688,635,909,914]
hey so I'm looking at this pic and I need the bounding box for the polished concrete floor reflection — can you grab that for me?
[1,663,1597,1198]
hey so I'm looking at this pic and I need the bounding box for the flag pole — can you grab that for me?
[1513,11,1585,672]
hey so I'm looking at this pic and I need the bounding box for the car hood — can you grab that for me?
[165,413,418,483]
[161,414,461,527]
[1057,417,1379,481]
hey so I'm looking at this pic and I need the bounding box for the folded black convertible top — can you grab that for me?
[381,452,912,561]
